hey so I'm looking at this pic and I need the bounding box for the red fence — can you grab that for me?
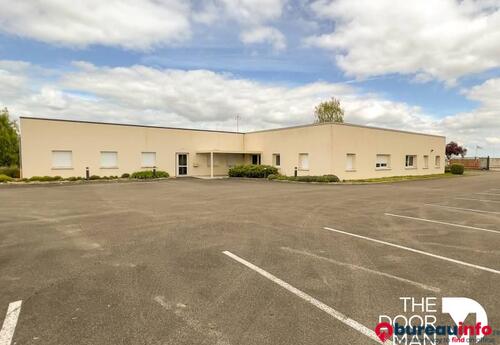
[448,158,481,169]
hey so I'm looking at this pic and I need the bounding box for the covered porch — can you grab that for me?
[195,150,263,178]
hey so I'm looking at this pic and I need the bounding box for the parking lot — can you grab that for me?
[1,172,499,345]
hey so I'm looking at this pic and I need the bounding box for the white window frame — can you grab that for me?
[52,150,73,169]
[141,152,156,168]
[100,151,118,169]
[346,153,356,171]
[298,153,309,170]
[405,155,417,169]
[423,155,429,169]
[375,154,391,170]
[273,153,281,167]
[435,155,441,168]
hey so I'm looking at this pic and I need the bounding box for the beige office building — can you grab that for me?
[20,117,445,179]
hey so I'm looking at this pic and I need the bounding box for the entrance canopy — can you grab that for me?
[195,150,263,178]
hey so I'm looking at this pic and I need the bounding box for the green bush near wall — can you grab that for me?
[450,163,465,175]
[268,174,340,183]
[130,170,169,179]
[29,176,63,182]
[228,164,278,178]
[0,166,20,178]
[0,174,13,183]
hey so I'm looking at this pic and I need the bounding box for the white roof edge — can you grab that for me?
[246,122,446,139]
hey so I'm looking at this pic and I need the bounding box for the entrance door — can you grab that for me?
[177,153,188,176]
[251,154,261,165]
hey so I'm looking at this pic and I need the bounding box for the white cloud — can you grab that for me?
[1,60,500,155]
[240,26,286,51]
[194,0,288,50]
[0,0,191,50]
[306,0,500,83]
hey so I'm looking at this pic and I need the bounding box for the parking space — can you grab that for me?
[1,172,499,344]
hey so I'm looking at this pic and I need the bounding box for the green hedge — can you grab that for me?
[450,163,464,175]
[0,166,20,178]
[130,170,169,179]
[268,174,340,183]
[0,174,13,183]
[228,164,278,178]
[29,176,63,182]
[121,173,130,178]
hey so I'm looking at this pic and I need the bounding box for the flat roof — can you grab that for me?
[19,116,242,135]
[20,116,445,138]
[247,122,446,138]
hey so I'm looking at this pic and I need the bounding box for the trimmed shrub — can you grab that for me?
[228,164,278,178]
[66,176,82,181]
[450,163,464,175]
[0,166,20,178]
[89,175,101,180]
[29,176,63,182]
[130,170,169,179]
[267,174,340,183]
[121,173,130,178]
[0,174,13,183]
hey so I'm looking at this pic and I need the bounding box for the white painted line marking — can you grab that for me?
[456,197,500,204]
[281,247,440,293]
[323,227,500,275]
[424,203,500,215]
[222,251,389,345]
[0,300,22,345]
[384,213,500,235]
[476,192,500,196]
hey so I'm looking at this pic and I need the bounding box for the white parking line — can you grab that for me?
[456,197,500,204]
[0,301,22,345]
[323,227,500,275]
[424,203,500,215]
[223,251,389,345]
[476,192,500,196]
[281,247,440,293]
[384,213,500,235]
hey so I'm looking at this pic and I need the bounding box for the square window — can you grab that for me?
[52,150,72,169]
[376,154,390,169]
[141,152,156,168]
[405,155,417,168]
[101,151,118,168]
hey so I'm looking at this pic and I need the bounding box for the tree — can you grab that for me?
[314,97,344,123]
[0,108,20,167]
[445,141,467,159]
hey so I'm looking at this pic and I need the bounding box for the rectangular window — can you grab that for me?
[346,153,356,171]
[251,154,261,165]
[376,154,390,169]
[423,155,429,169]
[273,153,281,167]
[52,150,72,169]
[405,155,417,168]
[141,152,156,168]
[100,151,118,168]
[435,155,441,168]
[299,153,309,170]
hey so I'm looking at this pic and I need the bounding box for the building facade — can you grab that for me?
[20,117,446,179]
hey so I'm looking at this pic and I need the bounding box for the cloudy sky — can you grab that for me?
[0,0,499,155]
